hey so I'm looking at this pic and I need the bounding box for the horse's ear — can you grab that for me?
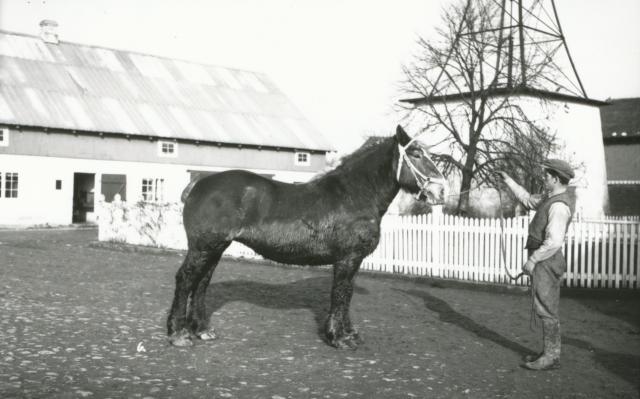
[395,125,411,146]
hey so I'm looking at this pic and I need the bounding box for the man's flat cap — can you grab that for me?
[542,159,575,180]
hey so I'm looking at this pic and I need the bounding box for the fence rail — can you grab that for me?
[97,200,639,289]
[575,214,640,222]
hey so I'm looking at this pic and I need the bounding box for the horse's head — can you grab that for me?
[394,125,447,205]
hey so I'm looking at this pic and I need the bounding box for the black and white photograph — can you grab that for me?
[0,0,639,397]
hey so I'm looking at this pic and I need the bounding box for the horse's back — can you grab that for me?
[182,170,281,233]
[186,169,278,204]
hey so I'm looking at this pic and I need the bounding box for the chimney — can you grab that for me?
[39,20,59,44]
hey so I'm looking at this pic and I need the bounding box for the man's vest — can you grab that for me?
[525,191,574,250]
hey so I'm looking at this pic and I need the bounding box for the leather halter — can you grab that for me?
[396,138,447,200]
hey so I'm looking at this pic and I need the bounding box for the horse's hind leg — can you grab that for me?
[167,241,227,346]
[325,256,364,350]
[187,243,229,341]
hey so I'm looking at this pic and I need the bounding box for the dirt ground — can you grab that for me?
[0,228,638,399]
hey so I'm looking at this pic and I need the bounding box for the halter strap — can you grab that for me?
[396,139,447,189]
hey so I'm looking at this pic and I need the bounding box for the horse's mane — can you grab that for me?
[313,135,395,181]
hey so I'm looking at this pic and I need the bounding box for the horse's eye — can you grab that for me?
[408,149,422,158]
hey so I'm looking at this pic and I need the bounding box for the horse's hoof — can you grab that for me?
[330,333,362,350]
[195,328,218,341]
[334,337,359,350]
[169,331,193,347]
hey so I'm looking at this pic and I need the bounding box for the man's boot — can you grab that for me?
[523,319,560,370]
[523,352,542,363]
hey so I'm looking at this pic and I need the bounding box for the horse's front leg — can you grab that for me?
[325,256,364,350]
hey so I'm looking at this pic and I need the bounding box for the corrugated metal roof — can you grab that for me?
[0,31,333,151]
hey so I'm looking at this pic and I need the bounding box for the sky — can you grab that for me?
[1,0,639,154]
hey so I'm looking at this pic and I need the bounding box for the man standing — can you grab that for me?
[499,159,575,371]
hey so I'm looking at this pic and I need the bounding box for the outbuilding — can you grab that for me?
[0,22,333,226]
[599,97,640,215]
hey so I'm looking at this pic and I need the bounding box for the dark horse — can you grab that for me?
[167,125,446,349]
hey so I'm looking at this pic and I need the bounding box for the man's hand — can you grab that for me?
[496,171,510,181]
[522,260,535,275]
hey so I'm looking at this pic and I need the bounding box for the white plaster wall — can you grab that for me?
[0,155,74,225]
[409,97,609,217]
[520,100,609,217]
[0,154,321,226]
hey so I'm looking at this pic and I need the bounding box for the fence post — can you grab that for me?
[632,223,638,289]
[593,222,601,288]
[431,206,443,276]
[615,223,622,288]
[586,222,593,289]
[622,223,629,288]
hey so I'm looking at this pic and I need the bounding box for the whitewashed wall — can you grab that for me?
[0,154,320,226]
[97,197,187,249]
[97,198,258,258]
[547,102,609,217]
[408,98,609,218]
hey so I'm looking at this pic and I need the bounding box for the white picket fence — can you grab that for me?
[361,214,640,289]
[362,214,528,285]
[97,200,639,289]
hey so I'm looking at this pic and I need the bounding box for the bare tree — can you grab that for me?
[399,0,565,215]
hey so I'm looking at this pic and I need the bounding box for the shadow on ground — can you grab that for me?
[563,335,640,388]
[204,276,369,341]
[397,288,534,356]
[399,287,640,388]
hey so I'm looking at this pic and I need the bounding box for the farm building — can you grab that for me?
[0,21,334,226]
[599,97,640,215]
[402,94,610,218]
[397,0,612,218]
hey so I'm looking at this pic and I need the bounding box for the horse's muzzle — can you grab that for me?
[419,181,446,205]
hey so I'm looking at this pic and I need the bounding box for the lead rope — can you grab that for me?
[497,190,525,282]
[445,182,526,284]
[497,188,537,330]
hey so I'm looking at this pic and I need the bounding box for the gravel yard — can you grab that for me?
[0,228,638,398]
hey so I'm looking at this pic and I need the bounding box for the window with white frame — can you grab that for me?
[141,178,165,202]
[294,151,310,166]
[157,140,178,158]
[0,128,9,147]
[1,172,19,198]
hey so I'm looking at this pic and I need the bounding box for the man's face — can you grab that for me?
[543,170,557,191]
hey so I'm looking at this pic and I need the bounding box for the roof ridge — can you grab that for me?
[0,29,267,76]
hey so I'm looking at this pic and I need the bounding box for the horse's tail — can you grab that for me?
[181,179,199,203]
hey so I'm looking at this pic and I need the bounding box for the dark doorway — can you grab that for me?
[72,173,95,223]
[101,174,127,202]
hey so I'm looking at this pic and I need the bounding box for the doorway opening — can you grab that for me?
[72,173,95,223]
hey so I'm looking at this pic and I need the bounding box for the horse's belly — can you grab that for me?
[236,219,379,265]
[240,239,337,265]
[236,226,338,265]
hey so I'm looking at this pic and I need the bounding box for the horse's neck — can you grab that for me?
[371,147,401,216]
[338,140,400,216]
